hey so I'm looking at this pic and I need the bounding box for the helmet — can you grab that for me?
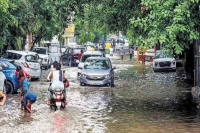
[53,61,61,70]
[16,65,22,72]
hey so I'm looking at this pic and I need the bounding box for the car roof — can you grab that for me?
[33,47,48,49]
[83,51,103,55]
[6,50,38,55]
[86,57,109,60]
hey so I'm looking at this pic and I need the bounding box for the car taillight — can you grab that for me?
[22,62,29,68]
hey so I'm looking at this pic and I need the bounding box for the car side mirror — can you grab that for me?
[112,66,116,70]
[0,66,2,71]
[48,53,50,55]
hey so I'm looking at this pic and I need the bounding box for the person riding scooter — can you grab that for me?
[47,61,67,106]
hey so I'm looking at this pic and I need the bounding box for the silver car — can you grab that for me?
[80,57,116,87]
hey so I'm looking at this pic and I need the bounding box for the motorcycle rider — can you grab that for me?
[47,61,67,105]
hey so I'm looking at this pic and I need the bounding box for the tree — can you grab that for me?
[130,0,200,54]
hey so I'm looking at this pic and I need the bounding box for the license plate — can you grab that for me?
[90,81,102,85]
[56,102,61,106]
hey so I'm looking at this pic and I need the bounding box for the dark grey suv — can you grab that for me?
[79,57,116,87]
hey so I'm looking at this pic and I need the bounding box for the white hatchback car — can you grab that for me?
[0,66,6,93]
[33,47,51,70]
[77,51,105,78]
[2,50,42,79]
[152,51,176,72]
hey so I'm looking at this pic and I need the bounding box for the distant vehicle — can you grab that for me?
[1,50,42,80]
[152,51,176,72]
[80,57,116,87]
[60,45,66,55]
[0,66,6,94]
[61,46,85,66]
[77,51,105,78]
[0,59,20,94]
[33,47,51,70]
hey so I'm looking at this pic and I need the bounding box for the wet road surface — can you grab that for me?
[0,58,200,133]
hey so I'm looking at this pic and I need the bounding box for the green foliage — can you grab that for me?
[130,0,200,54]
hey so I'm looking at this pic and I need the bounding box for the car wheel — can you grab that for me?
[6,81,13,94]
[111,78,115,87]
[3,84,6,94]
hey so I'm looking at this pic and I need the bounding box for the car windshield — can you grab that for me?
[33,48,47,55]
[84,59,110,69]
[25,55,37,62]
[81,54,102,62]
[155,52,169,59]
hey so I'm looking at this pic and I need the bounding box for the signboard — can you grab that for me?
[62,24,75,38]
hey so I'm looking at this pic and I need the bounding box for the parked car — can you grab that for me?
[33,47,51,70]
[0,66,6,94]
[80,57,116,87]
[152,51,176,72]
[0,59,20,94]
[1,50,42,80]
[61,46,85,66]
[77,51,105,78]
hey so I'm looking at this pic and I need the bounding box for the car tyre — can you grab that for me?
[3,84,6,94]
[111,79,115,87]
[6,81,13,94]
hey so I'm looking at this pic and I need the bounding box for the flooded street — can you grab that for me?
[1,57,200,133]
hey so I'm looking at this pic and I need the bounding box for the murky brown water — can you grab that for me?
[0,59,199,133]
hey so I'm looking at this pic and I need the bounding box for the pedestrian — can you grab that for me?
[120,47,124,60]
[0,91,6,106]
[23,91,37,113]
[78,49,84,61]
[18,72,31,110]
[129,46,133,60]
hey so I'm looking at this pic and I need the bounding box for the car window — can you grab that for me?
[25,55,37,62]
[12,53,22,60]
[4,52,14,59]
[84,59,110,69]
[81,54,103,62]
[0,61,9,68]
[33,48,47,55]
[68,49,72,54]
[155,53,169,59]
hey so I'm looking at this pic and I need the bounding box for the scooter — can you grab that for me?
[50,89,66,111]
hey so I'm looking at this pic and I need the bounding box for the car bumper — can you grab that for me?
[80,77,112,86]
[24,68,41,78]
[153,67,176,70]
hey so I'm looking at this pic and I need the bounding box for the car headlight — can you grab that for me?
[104,74,111,79]
[171,60,176,65]
[81,74,87,78]
[155,62,158,66]
[43,57,48,62]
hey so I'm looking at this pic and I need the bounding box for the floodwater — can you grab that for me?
[0,58,200,133]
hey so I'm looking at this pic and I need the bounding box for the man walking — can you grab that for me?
[129,47,133,60]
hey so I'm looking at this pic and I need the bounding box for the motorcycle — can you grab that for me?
[50,89,66,111]
[48,77,69,111]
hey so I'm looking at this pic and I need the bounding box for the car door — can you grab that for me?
[61,48,70,65]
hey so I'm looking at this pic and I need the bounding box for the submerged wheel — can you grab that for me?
[6,81,13,94]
